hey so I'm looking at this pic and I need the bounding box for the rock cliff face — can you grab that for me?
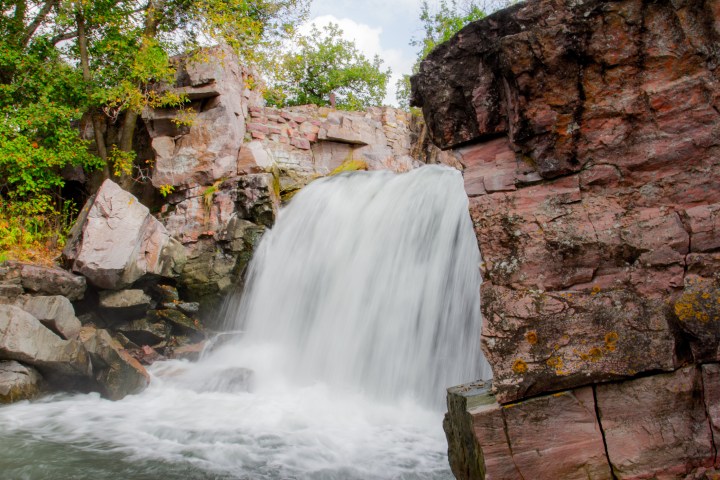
[141,48,431,319]
[412,0,720,478]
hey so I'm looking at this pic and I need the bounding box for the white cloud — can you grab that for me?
[299,15,414,107]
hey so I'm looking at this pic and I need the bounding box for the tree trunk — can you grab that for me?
[77,9,110,180]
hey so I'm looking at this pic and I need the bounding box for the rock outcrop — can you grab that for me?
[412,0,720,478]
[0,298,151,401]
[142,48,429,319]
[63,179,185,290]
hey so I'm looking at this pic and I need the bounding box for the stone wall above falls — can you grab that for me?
[412,0,720,478]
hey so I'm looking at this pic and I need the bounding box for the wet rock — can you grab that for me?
[0,360,43,403]
[176,302,200,315]
[169,341,206,361]
[19,295,82,340]
[444,381,612,479]
[63,179,185,290]
[147,309,203,339]
[596,366,714,478]
[152,284,180,303]
[116,317,171,347]
[98,289,153,322]
[236,173,279,228]
[130,345,164,365]
[79,327,149,400]
[0,305,91,379]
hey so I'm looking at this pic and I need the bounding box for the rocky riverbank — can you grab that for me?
[412,0,720,478]
[0,47,440,403]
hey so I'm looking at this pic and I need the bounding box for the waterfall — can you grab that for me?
[0,165,490,480]
[223,164,490,406]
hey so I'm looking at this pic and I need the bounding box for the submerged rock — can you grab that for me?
[0,360,43,403]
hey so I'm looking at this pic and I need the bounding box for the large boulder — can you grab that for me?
[0,305,91,379]
[0,360,43,403]
[18,295,82,340]
[79,327,149,400]
[63,179,186,290]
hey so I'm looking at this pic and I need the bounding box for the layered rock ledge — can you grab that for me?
[412,0,720,477]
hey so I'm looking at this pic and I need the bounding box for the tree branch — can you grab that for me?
[22,0,58,47]
[51,30,78,45]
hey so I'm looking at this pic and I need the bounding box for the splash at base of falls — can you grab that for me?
[0,166,489,479]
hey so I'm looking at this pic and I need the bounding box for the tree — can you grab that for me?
[396,0,486,109]
[0,0,309,261]
[273,23,391,110]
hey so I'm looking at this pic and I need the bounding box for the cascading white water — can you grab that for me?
[0,165,490,479]
[225,164,490,406]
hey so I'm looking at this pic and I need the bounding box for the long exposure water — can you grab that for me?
[0,165,490,479]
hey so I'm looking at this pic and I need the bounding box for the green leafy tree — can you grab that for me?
[274,23,391,110]
[0,0,308,261]
[396,0,486,109]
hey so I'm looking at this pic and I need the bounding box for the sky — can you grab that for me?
[303,0,429,106]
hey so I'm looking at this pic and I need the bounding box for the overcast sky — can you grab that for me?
[303,0,429,106]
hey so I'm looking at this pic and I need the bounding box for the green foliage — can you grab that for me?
[0,0,309,263]
[275,23,391,110]
[413,0,486,60]
[159,184,175,197]
[396,0,487,108]
[108,145,136,177]
[329,159,368,176]
[0,35,100,216]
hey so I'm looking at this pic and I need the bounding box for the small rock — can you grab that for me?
[153,284,180,303]
[19,264,86,301]
[19,295,82,340]
[170,341,206,361]
[0,360,43,403]
[148,309,204,339]
[98,289,153,322]
[177,302,200,315]
[116,317,171,346]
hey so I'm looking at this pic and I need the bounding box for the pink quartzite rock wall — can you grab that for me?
[142,47,428,321]
[412,0,720,478]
